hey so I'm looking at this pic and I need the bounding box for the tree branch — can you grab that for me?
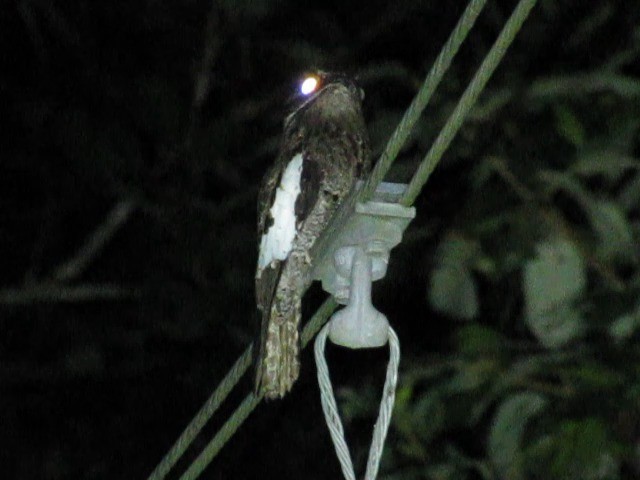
[51,199,136,282]
[0,283,140,305]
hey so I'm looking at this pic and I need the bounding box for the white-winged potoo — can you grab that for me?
[254,71,370,399]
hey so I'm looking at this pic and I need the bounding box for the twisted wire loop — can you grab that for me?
[365,327,399,480]
[314,324,401,480]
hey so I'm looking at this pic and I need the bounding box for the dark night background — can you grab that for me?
[2,1,640,479]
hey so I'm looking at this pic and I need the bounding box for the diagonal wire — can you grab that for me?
[308,0,489,272]
[177,298,339,480]
[359,0,489,202]
[400,0,539,206]
[147,298,337,480]
[311,4,538,478]
[146,346,254,480]
[145,0,541,478]
[146,1,485,476]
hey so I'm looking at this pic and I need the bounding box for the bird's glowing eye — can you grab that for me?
[300,76,319,96]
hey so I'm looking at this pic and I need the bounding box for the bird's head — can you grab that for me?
[283,71,365,132]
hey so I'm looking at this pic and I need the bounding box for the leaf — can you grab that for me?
[428,236,479,320]
[538,172,636,263]
[429,266,479,320]
[537,169,591,203]
[585,200,635,262]
[489,392,548,480]
[424,464,463,480]
[524,239,586,348]
[526,306,584,349]
[446,358,498,393]
[571,151,640,182]
[548,419,618,480]
[567,363,625,389]
[523,239,586,310]
[435,235,479,263]
[609,301,640,342]
[455,324,505,356]
[554,105,586,147]
[411,392,447,442]
[445,445,493,478]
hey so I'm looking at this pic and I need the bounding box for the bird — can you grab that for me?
[254,71,371,399]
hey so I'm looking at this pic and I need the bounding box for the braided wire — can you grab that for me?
[364,327,400,480]
[315,325,400,480]
[314,325,356,480]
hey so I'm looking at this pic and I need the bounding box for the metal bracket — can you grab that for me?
[313,182,415,348]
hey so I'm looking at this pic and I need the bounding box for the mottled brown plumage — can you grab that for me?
[255,72,370,399]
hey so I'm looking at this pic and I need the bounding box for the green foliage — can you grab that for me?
[553,104,586,148]
[369,4,640,479]
[528,418,619,480]
[428,236,480,320]
[489,392,547,480]
[609,301,640,343]
[4,0,640,479]
[523,238,586,348]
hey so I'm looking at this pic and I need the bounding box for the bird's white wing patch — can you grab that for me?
[257,153,303,274]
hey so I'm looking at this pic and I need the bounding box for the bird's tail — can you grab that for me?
[255,299,301,399]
